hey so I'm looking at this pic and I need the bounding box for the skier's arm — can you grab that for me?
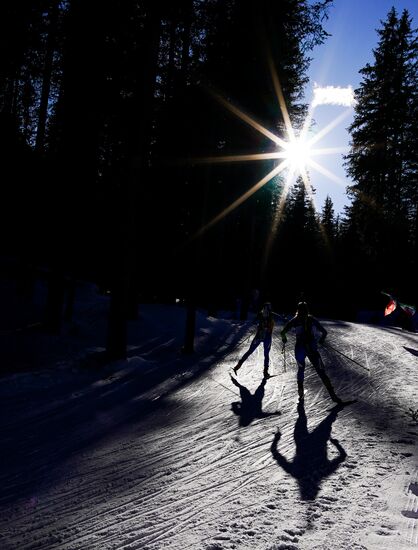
[270,431,292,473]
[254,311,262,327]
[312,317,327,344]
[328,438,347,471]
[280,317,295,343]
[230,374,243,391]
[330,436,346,454]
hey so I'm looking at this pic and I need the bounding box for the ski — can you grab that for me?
[229,370,279,379]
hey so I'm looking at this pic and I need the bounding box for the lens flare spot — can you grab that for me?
[282,138,312,171]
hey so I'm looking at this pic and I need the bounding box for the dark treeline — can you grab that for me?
[1,2,417,358]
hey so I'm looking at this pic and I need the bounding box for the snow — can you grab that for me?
[0,299,417,550]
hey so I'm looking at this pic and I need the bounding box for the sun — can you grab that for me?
[191,69,352,239]
[282,137,312,172]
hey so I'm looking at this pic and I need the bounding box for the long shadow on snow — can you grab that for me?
[298,337,417,445]
[321,319,351,328]
[0,322,251,508]
[229,375,280,427]
[404,346,418,357]
[271,401,346,500]
[0,333,182,438]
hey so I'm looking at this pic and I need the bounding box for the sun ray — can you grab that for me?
[210,91,287,148]
[298,166,333,247]
[194,159,289,239]
[307,158,347,187]
[191,80,352,246]
[309,146,350,156]
[192,152,285,164]
[299,166,318,210]
[300,102,317,143]
[298,166,331,254]
[308,108,352,147]
[267,55,295,141]
[262,166,295,270]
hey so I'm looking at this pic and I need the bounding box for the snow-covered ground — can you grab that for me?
[0,302,417,550]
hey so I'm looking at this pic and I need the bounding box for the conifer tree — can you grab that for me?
[321,195,336,242]
[345,7,418,298]
[273,178,321,306]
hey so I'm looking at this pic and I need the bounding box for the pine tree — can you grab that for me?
[344,7,418,299]
[35,0,59,152]
[318,194,339,313]
[273,178,321,307]
[152,0,333,317]
[321,195,336,242]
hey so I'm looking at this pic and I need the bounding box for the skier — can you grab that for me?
[280,301,342,404]
[233,302,274,378]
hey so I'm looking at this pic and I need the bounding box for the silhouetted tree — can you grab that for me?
[344,7,418,307]
[321,195,337,242]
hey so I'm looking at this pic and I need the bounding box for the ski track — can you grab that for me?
[0,321,417,549]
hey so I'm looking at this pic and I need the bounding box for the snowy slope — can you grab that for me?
[0,313,417,550]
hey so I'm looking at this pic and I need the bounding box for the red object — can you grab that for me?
[384,299,397,316]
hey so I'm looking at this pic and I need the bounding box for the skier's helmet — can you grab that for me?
[296,301,309,317]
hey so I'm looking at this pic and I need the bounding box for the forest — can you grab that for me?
[1,0,417,359]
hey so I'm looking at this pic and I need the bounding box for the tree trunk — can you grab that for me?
[36,0,58,152]
[415,205,418,307]
[106,2,162,359]
[107,274,129,360]
[166,13,177,97]
[183,301,196,353]
[180,0,193,79]
[44,270,66,333]
[64,277,76,322]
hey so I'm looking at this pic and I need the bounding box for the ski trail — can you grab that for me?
[0,320,417,549]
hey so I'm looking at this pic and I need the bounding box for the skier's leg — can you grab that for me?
[295,345,306,400]
[263,335,272,377]
[310,350,342,403]
[297,380,304,400]
[234,338,261,373]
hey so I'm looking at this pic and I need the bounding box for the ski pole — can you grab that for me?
[272,311,288,321]
[237,332,252,347]
[282,342,287,372]
[322,341,369,372]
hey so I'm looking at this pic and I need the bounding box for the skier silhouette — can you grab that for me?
[281,301,342,403]
[233,302,274,378]
[230,375,280,427]
[271,401,346,500]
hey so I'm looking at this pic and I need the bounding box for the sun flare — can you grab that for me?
[192,71,352,241]
[282,138,312,172]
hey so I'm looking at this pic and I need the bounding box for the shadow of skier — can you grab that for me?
[404,346,418,357]
[230,375,280,427]
[271,401,347,500]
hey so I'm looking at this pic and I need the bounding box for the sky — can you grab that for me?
[305,0,418,214]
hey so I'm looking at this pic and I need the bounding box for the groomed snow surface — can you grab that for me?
[1,295,418,549]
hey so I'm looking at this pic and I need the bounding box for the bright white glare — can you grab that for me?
[193,73,356,241]
[312,84,355,107]
[282,138,312,171]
